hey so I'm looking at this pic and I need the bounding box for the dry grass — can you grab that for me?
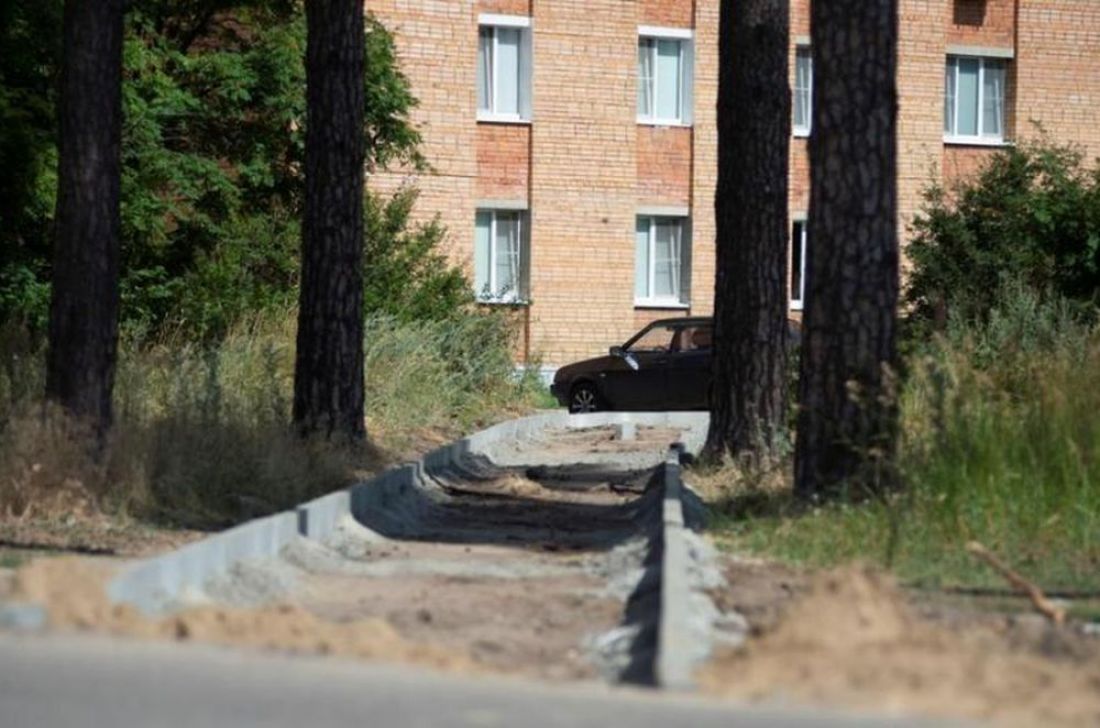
[0,309,541,535]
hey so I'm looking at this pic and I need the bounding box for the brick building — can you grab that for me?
[368,0,1100,370]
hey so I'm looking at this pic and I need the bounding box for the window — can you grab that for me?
[635,216,691,306]
[477,17,532,122]
[475,210,529,302]
[637,28,694,125]
[790,219,807,310]
[944,56,1006,142]
[793,47,813,136]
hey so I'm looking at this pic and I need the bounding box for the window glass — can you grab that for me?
[654,220,681,299]
[495,28,521,115]
[475,212,492,296]
[635,217,650,299]
[627,324,677,354]
[955,57,980,136]
[635,216,688,304]
[475,210,527,302]
[794,48,812,132]
[637,39,654,117]
[477,28,492,112]
[494,212,521,297]
[944,61,956,134]
[982,62,1005,138]
[655,39,682,120]
[791,220,806,308]
[676,325,712,353]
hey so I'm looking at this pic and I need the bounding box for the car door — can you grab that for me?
[601,323,676,410]
[663,324,713,410]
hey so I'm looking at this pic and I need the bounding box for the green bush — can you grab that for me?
[906,135,1100,332]
[709,289,1100,590]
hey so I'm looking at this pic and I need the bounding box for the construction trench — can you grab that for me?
[149,421,733,685]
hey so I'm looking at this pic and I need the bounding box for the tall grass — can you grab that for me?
[0,309,540,530]
[707,289,1100,590]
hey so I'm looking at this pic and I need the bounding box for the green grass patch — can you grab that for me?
[704,291,1100,592]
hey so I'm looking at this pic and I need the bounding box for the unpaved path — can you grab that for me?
[194,426,686,680]
[3,426,684,682]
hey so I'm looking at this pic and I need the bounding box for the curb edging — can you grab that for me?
[107,411,709,616]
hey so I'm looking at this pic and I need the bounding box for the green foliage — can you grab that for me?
[707,289,1100,590]
[906,135,1100,332]
[0,1,428,339]
[0,0,62,330]
[363,189,473,321]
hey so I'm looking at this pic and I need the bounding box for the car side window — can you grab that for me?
[677,325,713,353]
[626,324,676,353]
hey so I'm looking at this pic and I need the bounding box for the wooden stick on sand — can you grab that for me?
[966,541,1067,626]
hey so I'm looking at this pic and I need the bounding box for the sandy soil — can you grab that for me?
[293,541,623,680]
[8,556,473,671]
[701,561,1100,727]
[531,426,685,456]
[3,425,663,682]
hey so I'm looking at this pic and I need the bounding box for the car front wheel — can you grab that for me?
[569,382,601,413]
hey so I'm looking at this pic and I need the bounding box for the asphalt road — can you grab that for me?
[0,633,950,728]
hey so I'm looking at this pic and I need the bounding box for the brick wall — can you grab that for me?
[689,0,718,315]
[947,0,1015,47]
[477,124,529,201]
[1016,1,1100,155]
[637,126,692,206]
[369,0,1100,367]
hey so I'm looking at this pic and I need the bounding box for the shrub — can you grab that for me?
[708,289,1100,590]
[906,135,1100,332]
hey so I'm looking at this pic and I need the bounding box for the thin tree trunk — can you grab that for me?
[45,0,125,435]
[293,0,366,441]
[706,0,791,464]
[794,0,900,498]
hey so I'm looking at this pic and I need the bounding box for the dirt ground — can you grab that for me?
[2,423,680,683]
[702,557,1100,727]
[530,426,685,456]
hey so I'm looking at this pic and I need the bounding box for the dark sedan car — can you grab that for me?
[550,317,715,413]
[550,316,801,413]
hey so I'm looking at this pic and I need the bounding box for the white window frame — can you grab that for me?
[635,214,691,309]
[790,218,808,311]
[475,208,530,304]
[637,26,694,127]
[793,45,813,138]
[477,15,533,124]
[944,55,1008,146]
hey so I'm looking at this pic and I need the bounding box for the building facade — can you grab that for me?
[369,0,1100,368]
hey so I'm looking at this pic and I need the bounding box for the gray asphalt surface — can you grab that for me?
[0,633,946,728]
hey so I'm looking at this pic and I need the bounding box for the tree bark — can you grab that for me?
[293,0,366,441]
[794,0,901,498]
[45,0,125,435]
[705,0,791,464]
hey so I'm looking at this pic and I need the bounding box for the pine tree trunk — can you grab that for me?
[705,0,791,464]
[794,0,900,498]
[293,0,366,441]
[45,0,125,435]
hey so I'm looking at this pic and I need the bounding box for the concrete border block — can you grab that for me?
[106,410,709,619]
[108,511,299,615]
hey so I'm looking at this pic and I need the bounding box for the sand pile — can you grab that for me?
[701,567,1100,727]
[12,556,472,671]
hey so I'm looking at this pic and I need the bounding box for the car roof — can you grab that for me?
[646,316,712,326]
